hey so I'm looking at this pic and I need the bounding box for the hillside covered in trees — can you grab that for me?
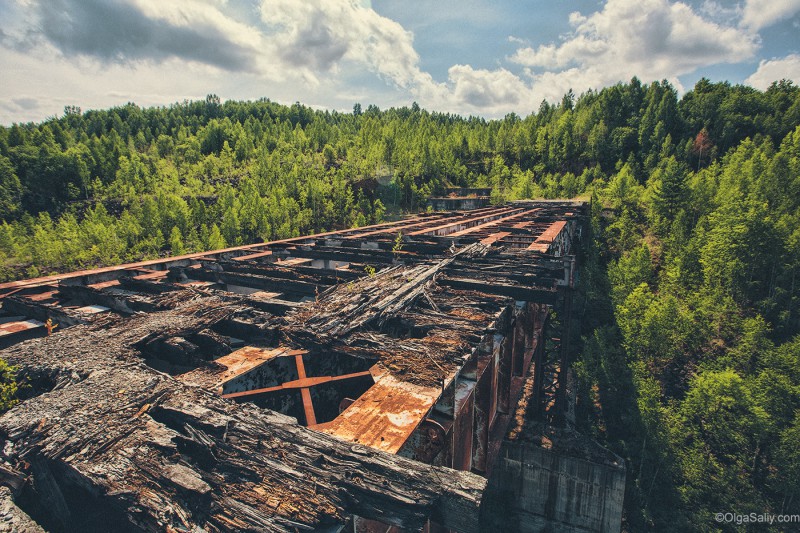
[1,77,799,531]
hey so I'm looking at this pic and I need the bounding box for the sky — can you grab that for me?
[1,0,799,124]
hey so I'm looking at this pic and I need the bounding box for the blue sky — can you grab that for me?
[1,0,799,124]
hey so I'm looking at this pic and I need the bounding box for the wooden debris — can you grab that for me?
[0,201,587,532]
[0,298,485,532]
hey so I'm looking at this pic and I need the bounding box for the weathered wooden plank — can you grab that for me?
[439,277,559,304]
[0,299,486,533]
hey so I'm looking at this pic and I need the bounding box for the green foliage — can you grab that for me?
[0,79,796,281]
[648,156,689,231]
[608,244,653,306]
[0,156,22,219]
[392,231,404,258]
[575,97,800,530]
[673,369,770,523]
[0,81,798,529]
[168,226,186,255]
[0,358,18,412]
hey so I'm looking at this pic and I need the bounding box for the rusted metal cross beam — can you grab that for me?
[295,353,317,426]
[447,208,542,239]
[221,354,373,427]
[408,206,524,237]
[351,206,500,239]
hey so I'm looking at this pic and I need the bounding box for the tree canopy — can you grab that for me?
[1,77,799,530]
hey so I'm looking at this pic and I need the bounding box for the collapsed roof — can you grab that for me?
[0,201,586,532]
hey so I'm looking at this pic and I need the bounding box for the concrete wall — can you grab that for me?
[428,197,490,211]
[482,440,625,533]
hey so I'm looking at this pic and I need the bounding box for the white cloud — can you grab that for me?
[15,0,268,72]
[510,0,757,88]
[700,1,742,25]
[0,44,231,123]
[403,0,760,115]
[0,0,781,123]
[741,0,800,31]
[260,0,434,89]
[443,65,535,111]
[746,54,800,89]
[1,0,441,122]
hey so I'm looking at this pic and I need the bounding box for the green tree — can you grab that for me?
[206,223,226,250]
[168,226,186,255]
[649,156,688,227]
[674,370,770,522]
[608,244,653,306]
[0,155,23,220]
[0,358,18,412]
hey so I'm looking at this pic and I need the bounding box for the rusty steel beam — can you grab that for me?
[408,207,525,237]
[295,353,318,426]
[280,245,401,265]
[446,208,541,239]
[221,370,373,400]
[512,219,537,229]
[352,206,501,239]
[345,214,456,239]
[527,220,568,252]
[0,215,454,297]
[480,232,511,246]
[232,250,273,262]
[438,277,559,304]
[452,379,476,471]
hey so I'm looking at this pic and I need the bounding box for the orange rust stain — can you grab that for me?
[318,374,440,454]
[527,220,567,252]
[87,279,122,289]
[408,206,522,236]
[527,243,550,252]
[24,290,59,302]
[277,257,314,267]
[0,319,44,336]
[232,250,273,261]
[132,270,168,280]
[448,207,541,239]
[512,218,538,229]
[480,232,511,245]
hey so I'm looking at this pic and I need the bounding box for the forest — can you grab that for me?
[1,77,799,531]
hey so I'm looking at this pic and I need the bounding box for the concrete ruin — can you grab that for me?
[0,201,624,532]
[427,188,492,212]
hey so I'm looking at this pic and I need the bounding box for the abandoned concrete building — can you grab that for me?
[426,188,492,212]
[0,201,625,533]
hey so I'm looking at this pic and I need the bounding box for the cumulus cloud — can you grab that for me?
[260,0,437,89]
[510,0,757,88]
[741,0,800,31]
[0,0,782,122]
[14,0,264,72]
[445,65,533,109]
[12,97,39,110]
[13,0,441,91]
[746,54,800,89]
[700,1,742,25]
